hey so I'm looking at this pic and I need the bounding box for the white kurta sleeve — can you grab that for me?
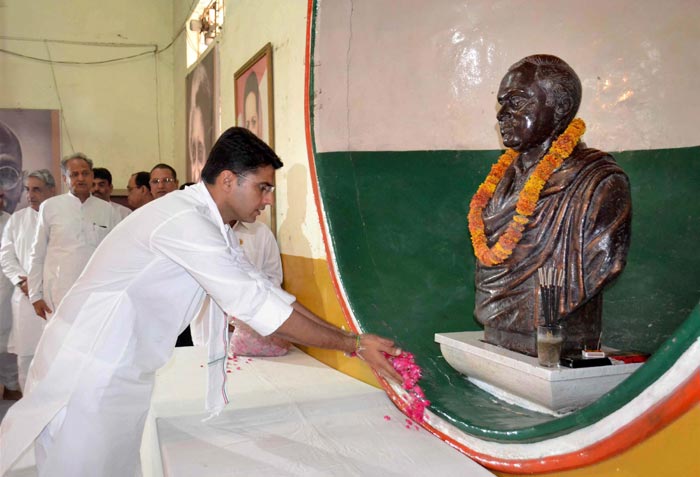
[27,205,50,303]
[0,215,25,285]
[149,210,294,336]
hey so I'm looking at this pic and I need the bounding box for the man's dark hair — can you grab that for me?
[201,127,283,184]
[150,163,177,180]
[132,171,150,189]
[93,167,113,185]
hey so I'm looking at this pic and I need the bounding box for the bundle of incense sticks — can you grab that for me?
[537,267,564,326]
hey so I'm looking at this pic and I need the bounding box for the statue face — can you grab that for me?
[496,64,557,152]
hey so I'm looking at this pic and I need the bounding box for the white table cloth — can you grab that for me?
[143,347,493,477]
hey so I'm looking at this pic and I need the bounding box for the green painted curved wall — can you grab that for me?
[314,147,700,439]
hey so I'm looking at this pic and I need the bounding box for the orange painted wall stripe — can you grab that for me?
[303,0,358,336]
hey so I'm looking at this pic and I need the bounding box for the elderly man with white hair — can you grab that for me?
[27,153,123,320]
[1,169,56,391]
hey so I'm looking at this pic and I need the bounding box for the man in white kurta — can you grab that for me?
[230,221,292,354]
[92,166,132,219]
[233,220,283,284]
[27,154,122,320]
[0,127,401,476]
[0,169,56,390]
[0,201,19,398]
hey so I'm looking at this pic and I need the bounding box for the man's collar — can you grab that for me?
[190,182,232,246]
[67,190,92,202]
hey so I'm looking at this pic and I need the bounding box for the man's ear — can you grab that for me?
[219,170,235,188]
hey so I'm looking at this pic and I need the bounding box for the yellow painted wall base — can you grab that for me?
[281,253,380,388]
[495,404,700,477]
[282,253,699,475]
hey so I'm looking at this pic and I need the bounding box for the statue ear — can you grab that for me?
[552,85,574,123]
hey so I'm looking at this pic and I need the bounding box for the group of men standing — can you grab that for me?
[0,155,186,399]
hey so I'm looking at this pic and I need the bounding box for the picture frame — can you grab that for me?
[234,43,276,232]
[186,43,219,183]
[234,43,274,149]
[0,109,61,214]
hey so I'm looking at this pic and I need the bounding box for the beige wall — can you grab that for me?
[0,0,175,191]
[1,0,328,260]
[314,0,700,153]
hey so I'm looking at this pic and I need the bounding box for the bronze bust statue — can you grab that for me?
[469,55,632,356]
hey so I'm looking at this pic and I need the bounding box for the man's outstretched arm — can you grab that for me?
[274,301,402,382]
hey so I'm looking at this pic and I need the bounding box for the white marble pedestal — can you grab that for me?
[435,331,642,415]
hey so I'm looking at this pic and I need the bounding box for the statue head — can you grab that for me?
[496,55,582,152]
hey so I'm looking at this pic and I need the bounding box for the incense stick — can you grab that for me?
[538,266,563,327]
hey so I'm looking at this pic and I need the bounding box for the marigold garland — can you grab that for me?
[468,118,586,266]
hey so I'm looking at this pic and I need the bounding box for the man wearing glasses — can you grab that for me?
[149,163,180,198]
[1,169,56,393]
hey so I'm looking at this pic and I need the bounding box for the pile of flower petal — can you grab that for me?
[385,351,430,422]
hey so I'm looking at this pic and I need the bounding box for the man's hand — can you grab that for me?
[355,334,402,383]
[273,302,402,383]
[17,276,28,297]
[32,299,52,320]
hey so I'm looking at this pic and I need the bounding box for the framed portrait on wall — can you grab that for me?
[0,109,61,214]
[186,43,219,183]
[234,43,274,148]
[234,43,276,232]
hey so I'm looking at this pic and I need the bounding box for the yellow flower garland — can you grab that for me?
[468,118,586,266]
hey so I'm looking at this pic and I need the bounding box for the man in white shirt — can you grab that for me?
[0,169,55,391]
[190,220,290,353]
[0,188,20,400]
[27,153,123,320]
[0,127,401,476]
[92,167,131,219]
[228,220,291,355]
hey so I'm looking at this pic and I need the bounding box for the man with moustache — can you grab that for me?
[27,153,122,320]
[149,163,179,198]
[92,167,131,219]
[0,170,56,390]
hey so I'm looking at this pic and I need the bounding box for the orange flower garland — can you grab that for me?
[468,118,586,266]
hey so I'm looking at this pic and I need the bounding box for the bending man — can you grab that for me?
[0,127,401,476]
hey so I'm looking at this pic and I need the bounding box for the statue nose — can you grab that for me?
[496,106,510,121]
